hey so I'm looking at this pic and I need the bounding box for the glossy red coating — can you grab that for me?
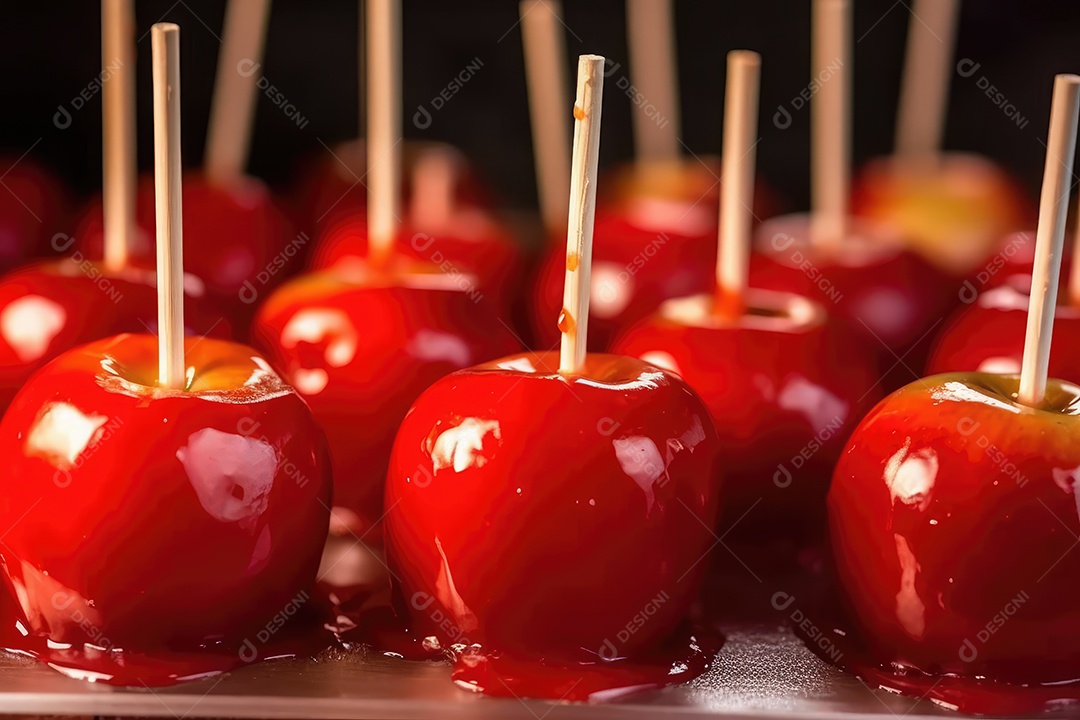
[852,154,1031,275]
[0,259,230,412]
[385,352,721,669]
[928,275,1080,381]
[251,267,522,534]
[611,290,882,538]
[532,208,717,350]
[308,212,523,316]
[750,214,959,389]
[0,157,69,272]
[829,373,1080,683]
[0,334,332,684]
[76,174,296,328]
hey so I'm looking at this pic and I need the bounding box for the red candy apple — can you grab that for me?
[829,372,1080,682]
[77,173,296,327]
[309,211,522,316]
[853,154,1031,276]
[927,274,1080,382]
[251,265,521,534]
[751,214,959,388]
[385,352,720,660]
[0,259,229,412]
[0,334,331,683]
[612,289,881,538]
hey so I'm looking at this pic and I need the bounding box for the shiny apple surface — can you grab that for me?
[829,373,1080,683]
[0,334,332,685]
[385,352,721,667]
[612,290,882,539]
[252,265,521,533]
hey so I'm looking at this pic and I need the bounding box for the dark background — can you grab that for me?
[1,0,1077,213]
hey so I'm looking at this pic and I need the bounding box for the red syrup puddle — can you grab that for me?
[792,568,1080,715]
[0,545,724,699]
[0,589,337,686]
[449,626,723,702]
[326,578,725,701]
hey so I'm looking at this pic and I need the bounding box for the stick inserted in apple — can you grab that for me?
[829,73,1080,692]
[612,51,881,543]
[0,0,227,413]
[529,0,775,350]
[75,0,296,330]
[0,23,332,686]
[385,55,723,701]
[751,0,957,390]
[253,0,521,537]
[851,0,1031,276]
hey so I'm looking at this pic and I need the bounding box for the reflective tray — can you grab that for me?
[0,625,957,719]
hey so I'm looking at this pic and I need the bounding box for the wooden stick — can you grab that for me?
[520,0,571,233]
[152,23,186,390]
[626,0,680,163]
[895,0,960,158]
[810,0,850,250]
[101,0,136,272]
[409,146,457,230]
[716,50,761,318]
[367,0,401,266]
[559,55,605,375]
[205,0,272,185]
[1018,73,1080,407]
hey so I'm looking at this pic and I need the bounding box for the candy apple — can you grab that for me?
[829,372,1080,682]
[76,173,296,328]
[611,289,881,538]
[927,274,1080,382]
[751,214,959,389]
[852,154,1031,276]
[0,259,230,412]
[0,334,331,682]
[251,265,522,534]
[308,211,523,316]
[385,352,720,659]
